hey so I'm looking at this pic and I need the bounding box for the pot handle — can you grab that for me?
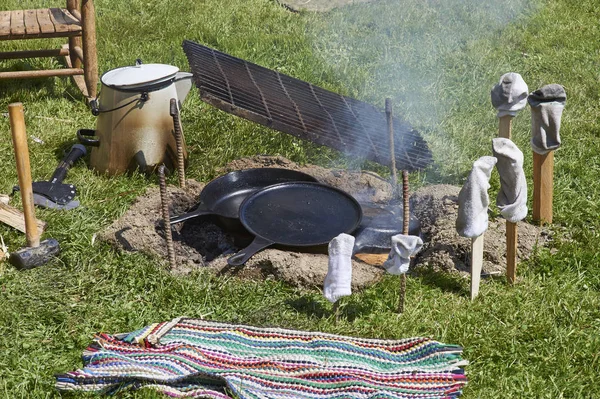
[227,236,273,266]
[77,129,100,147]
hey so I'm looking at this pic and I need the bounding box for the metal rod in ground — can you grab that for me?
[170,98,186,188]
[332,300,341,324]
[398,170,410,314]
[385,98,398,197]
[158,165,176,269]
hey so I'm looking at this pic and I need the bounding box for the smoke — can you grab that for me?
[307,0,535,137]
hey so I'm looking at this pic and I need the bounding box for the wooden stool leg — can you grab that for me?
[81,0,98,99]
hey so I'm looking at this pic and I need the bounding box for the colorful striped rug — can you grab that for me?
[56,317,468,398]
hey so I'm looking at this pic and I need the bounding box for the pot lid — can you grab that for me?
[101,63,180,88]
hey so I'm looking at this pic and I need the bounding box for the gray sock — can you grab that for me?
[456,156,497,238]
[528,84,566,154]
[491,72,529,117]
[492,138,528,223]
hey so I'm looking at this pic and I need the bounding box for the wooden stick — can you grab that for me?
[470,234,484,300]
[506,222,518,284]
[9,103,39,248]
[498,115,518,284]
[0,48,70,60]
[385,98,398,196]
[0,202,46,234]
[498,115,512,139]
[0,69,84,79]
[533,151,554,224]
[81,0,98,99]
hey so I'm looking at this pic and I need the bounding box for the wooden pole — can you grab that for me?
[158,165,176,270]
[385,98,398,196]
[498,115,518,285]
[533,151,554,224]
[8,103,40,248]
[81,0,98,99]
[470,234,484,300]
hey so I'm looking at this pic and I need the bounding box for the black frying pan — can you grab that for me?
[352,203,421,254]
[227,182,362,266]
[170,168,318,225]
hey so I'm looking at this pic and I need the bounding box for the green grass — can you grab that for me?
[1,0,599,397]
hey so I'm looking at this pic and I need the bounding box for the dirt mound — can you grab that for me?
[100,156,548,290]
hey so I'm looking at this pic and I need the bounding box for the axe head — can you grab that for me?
[14,181,79,209]
[32,193,79,210]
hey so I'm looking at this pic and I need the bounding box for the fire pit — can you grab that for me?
[99,156,548,292]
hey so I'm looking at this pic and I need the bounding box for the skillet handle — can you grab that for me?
[169,203,212,224]
[227,236,273,266]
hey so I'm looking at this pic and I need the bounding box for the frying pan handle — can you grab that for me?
[169,203,212,224]
[227,236,273,266]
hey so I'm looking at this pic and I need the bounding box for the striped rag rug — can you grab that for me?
[56,317,468,398]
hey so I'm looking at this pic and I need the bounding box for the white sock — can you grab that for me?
[383,234,423,275]
[456,156,497,238]
[324,233,354,303]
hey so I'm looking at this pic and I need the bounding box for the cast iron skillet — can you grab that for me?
[227,182,362,266]
[170,168,318,225]
[352,202,421,254]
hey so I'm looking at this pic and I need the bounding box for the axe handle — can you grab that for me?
[9,103,40,247]
[50,144,86,184]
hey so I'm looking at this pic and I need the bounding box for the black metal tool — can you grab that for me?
[227,182,362,266]
[170,168,318,230]
[14,144,86,210]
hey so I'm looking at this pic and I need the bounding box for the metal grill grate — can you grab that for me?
[183,40,433,171]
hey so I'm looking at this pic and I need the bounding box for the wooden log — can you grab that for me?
[0,68,83,79]
[8,103,39,247]
[0,194,9,205]
[81,0,98,99]
[0,202,46,234]
[0,48,69,60]
[470,234,484,300]
[533,151,554,224]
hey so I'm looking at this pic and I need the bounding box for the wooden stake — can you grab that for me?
[506,222,518,284]
[470,234,484,300]
[498,115,518,284]
[533,151,554,224]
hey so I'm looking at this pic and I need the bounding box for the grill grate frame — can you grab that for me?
[183,40,433,171]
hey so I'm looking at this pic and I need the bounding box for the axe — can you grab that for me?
[14,144,86,210]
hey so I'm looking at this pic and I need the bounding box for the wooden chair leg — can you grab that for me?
[81,0,98,99]
[67,0,82,69]
[69,37,82,69]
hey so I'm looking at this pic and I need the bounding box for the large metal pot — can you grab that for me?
[78,60,193,175]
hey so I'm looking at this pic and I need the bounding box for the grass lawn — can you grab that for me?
[1,0,599,397]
